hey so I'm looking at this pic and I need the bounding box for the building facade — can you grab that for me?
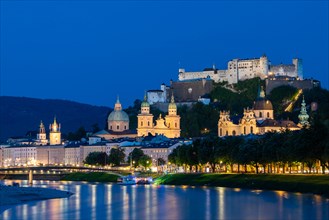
[137,94,180,138]
[218,87,304,137]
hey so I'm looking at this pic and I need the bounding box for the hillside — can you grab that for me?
[0,96,111,141]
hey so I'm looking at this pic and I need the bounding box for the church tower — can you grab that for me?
[253,86,274,123]
[137,94,154,137]
[49,117,61,145]
[165,94,181,138]
[37,121,47,145]
[298,96,310,127]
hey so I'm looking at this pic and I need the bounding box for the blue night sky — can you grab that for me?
[1,0,328,107]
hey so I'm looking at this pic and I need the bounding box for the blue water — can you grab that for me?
[1,180,328,220]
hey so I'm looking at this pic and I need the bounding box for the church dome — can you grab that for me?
[253,99,273,110]
[141,100,150,108]
[141,93,150,108]
[108,97,129,122]
[253,86,273,110]
[108,110,129,122]
[168,102,177,110]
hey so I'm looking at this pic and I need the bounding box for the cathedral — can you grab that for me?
[93,97,137,140]
[218,86,307,137]
[137,94,181,138]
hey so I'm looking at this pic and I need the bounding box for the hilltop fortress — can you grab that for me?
[178,54,303,84]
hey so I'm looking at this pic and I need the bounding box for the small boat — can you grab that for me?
[120,175,137,185]
[136,177,153,185]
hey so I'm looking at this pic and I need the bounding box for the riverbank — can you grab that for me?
[0,184,73,206]
[61,172,120,182]
[154,173,329,197]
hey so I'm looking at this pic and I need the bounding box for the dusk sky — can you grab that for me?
[1,0,328,107]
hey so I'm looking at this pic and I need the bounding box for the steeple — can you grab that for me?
[259,86,265,99]
[168,92,177,115]
[114,96,122,111]
[141,92,150,114]
[39,120,45,134]
[298,96,310,127]
[49,116,61,145]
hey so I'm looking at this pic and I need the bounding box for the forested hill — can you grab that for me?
[0,96,111,141]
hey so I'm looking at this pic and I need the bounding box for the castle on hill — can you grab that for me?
[178,54,303,84]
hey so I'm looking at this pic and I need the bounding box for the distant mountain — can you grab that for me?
[0,96,111,141]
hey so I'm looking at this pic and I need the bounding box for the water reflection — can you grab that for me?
[0,180,328,220]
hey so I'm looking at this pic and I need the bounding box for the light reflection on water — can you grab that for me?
[0,180,328,220]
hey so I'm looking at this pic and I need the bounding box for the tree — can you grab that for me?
[108,148,125,166]
[128,148,145,167]
[139,155,152,170]
[84,152,108,166]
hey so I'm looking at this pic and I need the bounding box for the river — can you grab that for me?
[0,180,328,220]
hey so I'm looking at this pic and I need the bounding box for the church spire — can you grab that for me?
[298,96,310,127]
[114,96,122,111]
[259,86,265,98]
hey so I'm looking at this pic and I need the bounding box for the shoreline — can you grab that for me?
[154,173,329,198]
[0,184,73,206]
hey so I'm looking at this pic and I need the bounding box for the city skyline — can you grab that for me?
[1,1,328,107]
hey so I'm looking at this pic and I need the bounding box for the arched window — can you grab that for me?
[175,123,177,128]
[141,121,143,126]
[226,131,228,136]
[259,112,262,118]
[244,126,246,135]
[232,130,236,136]
[124,126,127,130]
[220,128,222,136]
[148,121,150,126]
[250,126,253,134]
[267,112,270,118]
[110,126,112,130]
[117,125,119,130]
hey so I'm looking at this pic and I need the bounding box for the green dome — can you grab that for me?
[141,101,150,108]
[168,102,177,110]
[108,110,129,122]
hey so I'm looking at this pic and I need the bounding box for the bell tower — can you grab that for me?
[137,94,154,136]
[37,120,47,145]
[298,96,310,127]
[165,93,181,138]
[49,117,61,145]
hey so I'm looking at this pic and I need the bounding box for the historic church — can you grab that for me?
[218,86,308,137]
[93,97,137,140]
[137,94,181,138]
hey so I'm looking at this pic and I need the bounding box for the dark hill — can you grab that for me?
[0,96,111,141]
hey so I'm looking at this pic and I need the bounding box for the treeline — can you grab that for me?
[84,148,165,170]
[168,121,329,174]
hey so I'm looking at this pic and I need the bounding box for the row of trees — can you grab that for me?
[168,121,329,174]
[84,148,125,166]
[84,147,166,170]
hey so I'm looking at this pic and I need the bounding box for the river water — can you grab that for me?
[0,180,328,220]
